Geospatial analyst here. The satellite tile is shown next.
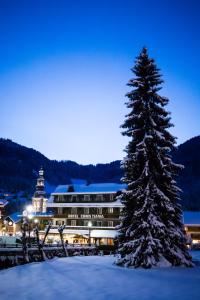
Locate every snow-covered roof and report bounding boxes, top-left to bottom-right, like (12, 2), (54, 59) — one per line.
(0, 199), (8, 207)
(183, 211), (200, 225)
(6, 212), (21, 223)
(17, 211), (54, 218)
(52, 183), (127, 194)
(47, 199), (123, 208)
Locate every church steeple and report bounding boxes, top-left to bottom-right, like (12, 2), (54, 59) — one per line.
(32, 167), (47, 213)
(34, 167), (46, 198)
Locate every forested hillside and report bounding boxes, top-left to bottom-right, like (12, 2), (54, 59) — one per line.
(0, 137), (200, 210)
(0, 138), (122, 193)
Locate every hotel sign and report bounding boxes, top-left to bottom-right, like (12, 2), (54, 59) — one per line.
(67, 214), (104, 219)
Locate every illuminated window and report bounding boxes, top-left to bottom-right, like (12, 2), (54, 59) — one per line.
(108, 221), (113, 227)
(58, 207), (63, 214)
(71, 220), (76, 226)
(83, 220), (87, 226)
(84, 207), (89, 214)
(55, 220), (65, 226)
(96, 221), (102, 227)
(108, 207), (113, 214)
(97, 208), (102, 214)
(71, 207), (77, 214)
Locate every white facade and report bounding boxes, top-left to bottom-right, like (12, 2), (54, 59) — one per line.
(44, 183), (126, 245)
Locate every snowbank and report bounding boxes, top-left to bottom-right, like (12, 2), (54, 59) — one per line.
(0, 253), (200, 300)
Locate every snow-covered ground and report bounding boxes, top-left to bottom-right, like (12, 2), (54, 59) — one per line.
(0, 252), (200, 300)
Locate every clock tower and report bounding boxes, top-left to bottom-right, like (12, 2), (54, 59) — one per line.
(32, 167), (47, 213)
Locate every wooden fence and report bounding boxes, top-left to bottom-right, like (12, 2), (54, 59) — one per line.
(0, 244), (97, 270)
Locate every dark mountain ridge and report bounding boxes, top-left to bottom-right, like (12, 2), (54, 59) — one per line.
(0, 138), (122, 192)
(172, 136), (200, 210)
(0, 136), (200, 210)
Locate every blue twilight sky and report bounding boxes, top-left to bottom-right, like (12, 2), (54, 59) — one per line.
(0, 0), (200, 164)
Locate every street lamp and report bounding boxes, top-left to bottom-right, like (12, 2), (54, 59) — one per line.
(33, 219), (39, 233)
(22, 206), (34, 247)
(26, 205), (33, 214)
(88, 221), (92, 246)
(28, 214), (33, 220)
(22, 210), (28, 218)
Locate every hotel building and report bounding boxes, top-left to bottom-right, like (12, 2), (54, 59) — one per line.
(31, 169), (200, 246)
(46, 183), (126, 245)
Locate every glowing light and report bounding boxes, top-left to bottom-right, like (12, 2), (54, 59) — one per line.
(192, 240), (200, 244)
(28, 214), (33, 220)
(8, 221), (13, 226)
(34, 219), (39, 223)
(26, 205), (33, 213)
(88, 221), (92, 227)
(23, 210), (28, 217)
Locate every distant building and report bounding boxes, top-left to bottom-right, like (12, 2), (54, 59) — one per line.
(4, 212), (21, 235)
(0, 199), (9, 233)
(183, 212), (200, 244)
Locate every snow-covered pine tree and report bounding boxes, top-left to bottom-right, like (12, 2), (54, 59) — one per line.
(116, 47), (193, 268)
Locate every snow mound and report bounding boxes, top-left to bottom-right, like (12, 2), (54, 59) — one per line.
(0, 253), (200, 300)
